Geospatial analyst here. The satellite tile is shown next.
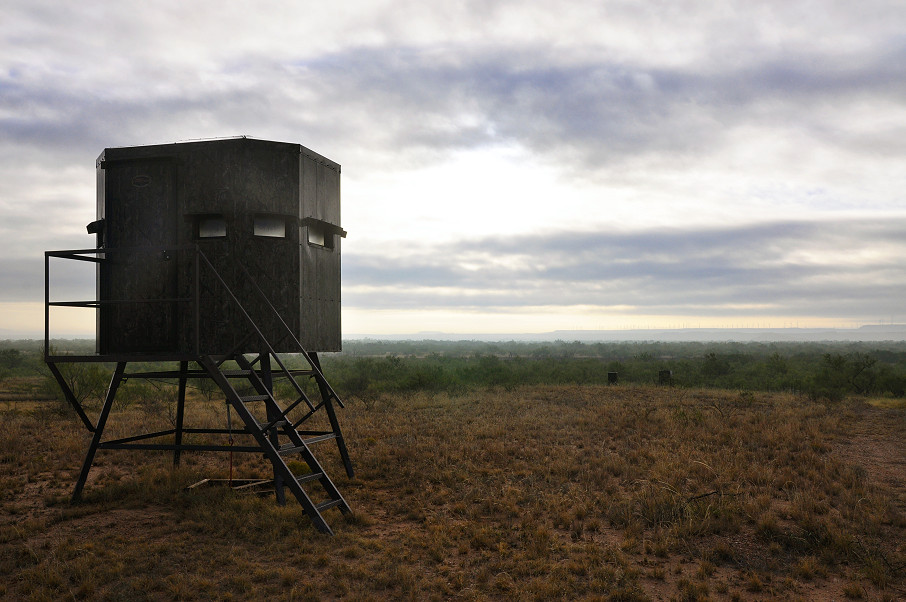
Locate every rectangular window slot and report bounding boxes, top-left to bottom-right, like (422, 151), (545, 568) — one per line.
(197, 215), (226, 239)
(307, 223), (332, 248)
(254, 215), (286, 238)
(301, 217), (344, 249)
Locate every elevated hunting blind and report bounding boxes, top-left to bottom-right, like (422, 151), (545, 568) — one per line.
(94, 137), (345, 354)
(45, 138), (354, 535)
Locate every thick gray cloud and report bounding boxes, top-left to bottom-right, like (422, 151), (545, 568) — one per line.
(7, 39), (905, 168)
(2, 1), (906, 331)
(300, 42), (906, 167)
(344, 218), (906, 320)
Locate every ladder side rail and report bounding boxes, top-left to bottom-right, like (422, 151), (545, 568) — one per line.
(310, 352), (354, 479)
(292, 407), (323, 429)
(235, 262), (346, 409)
(277, 423), (351, 514)
(212, 331), (257, 368)
(195, 250), (316, 412)
(230, 354), (350, 513)
(259, 352), (316, 412)
(232, 354), (316, 434)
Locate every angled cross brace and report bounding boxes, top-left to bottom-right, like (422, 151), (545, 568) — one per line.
(45, 361), (96, 432)
(72, 362), (127, 500)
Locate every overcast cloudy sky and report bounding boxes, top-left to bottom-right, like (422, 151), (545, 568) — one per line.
(2, 1), (905, 336)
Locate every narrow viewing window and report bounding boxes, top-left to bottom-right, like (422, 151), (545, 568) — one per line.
(254, 215), (286, 238)
(197, 215), (226, 238)
(307, 223), (333, 249)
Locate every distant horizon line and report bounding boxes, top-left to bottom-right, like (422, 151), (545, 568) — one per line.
(12, 323), (906, 344)
(343, 324), (906, 343)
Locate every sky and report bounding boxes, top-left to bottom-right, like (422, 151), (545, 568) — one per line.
(2, 0), (905, 337)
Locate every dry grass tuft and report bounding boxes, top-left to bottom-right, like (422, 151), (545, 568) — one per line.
(1, 382), (904, 599)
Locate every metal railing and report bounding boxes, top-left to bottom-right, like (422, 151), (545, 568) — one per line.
(44, 244), (302, 364)
(45, 245), (198, 361)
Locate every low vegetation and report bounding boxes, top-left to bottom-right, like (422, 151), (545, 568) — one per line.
(325, 339), (906, 402)
(2, 340), (905, 599)
(7, 338), (906, 406)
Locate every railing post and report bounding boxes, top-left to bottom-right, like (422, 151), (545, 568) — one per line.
(44, 252), (50, 358)
(194, 245), (200, 355)
(173, 360), (188, 466)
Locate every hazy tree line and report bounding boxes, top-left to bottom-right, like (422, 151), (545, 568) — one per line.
(5, 338), (906, 404)
(321, 339), (906, 401)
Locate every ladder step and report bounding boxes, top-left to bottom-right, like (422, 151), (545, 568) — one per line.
(316, 498), (344, 512)
(295, 471), (323, 484)
(262, 420), (288, 431)
(278, 443), (303, 455)
(278, 444), (304, 456)
(239, 394), (270, 402)
(287, 369), (315, 377)
(277, 434), (335, 456)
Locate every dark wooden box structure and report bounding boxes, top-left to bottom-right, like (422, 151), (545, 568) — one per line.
(44, 138), (355, 535)
(96, 137), (345, 355)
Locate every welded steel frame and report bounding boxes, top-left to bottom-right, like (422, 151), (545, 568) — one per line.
(44, 245), (353, 511)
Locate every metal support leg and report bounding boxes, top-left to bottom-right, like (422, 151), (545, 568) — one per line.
(259, 351), (285, 505)
(72, 362), (127, 501)
(310, 353), (354, 478)
(173, 361), (188, 466)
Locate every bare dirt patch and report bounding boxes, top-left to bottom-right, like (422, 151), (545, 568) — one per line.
(833, 402), (906, 513)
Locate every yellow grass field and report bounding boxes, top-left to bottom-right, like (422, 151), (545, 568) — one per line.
(1, 383), (904, 600)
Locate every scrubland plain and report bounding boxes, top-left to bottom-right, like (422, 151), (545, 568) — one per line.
(1, 381), (904, 600)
